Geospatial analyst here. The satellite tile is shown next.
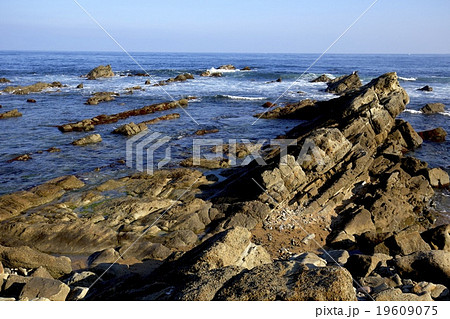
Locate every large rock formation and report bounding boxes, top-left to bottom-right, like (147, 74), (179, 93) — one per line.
(86, 65), (115, 80)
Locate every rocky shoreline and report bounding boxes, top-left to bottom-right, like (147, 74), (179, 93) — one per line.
(0, 71), (449, 301)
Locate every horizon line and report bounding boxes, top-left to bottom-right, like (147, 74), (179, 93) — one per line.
(0, 49), (449, 55)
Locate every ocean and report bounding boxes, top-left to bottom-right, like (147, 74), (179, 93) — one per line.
(0, 51), (448, 213)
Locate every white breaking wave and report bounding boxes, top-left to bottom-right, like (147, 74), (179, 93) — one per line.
(404, 109), (450, 117)
(403, 109), (422, 114)
(218, 94), (266, 101)
(208, 67), (239, 74)
(398, 76), (417, 81)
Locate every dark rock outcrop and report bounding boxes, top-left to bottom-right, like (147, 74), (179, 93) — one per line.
(418, 85), (433, 92)
(310, 74), (332, 83)
(419, 127), (447, 142)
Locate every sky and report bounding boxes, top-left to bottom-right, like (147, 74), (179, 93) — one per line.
(0, 0), (449, 54)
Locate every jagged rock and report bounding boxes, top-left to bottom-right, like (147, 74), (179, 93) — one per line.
(72, 134), (102, 146)
(255, 99), (318, 119)
(393, 251), (450, 287)
(418, 85), (433, 92)
(76, 83), (84, 89)
(19, 277), (70, 301)
(0, 109), (22, 119)
(113, 122), (147, 136)
(310, 74), (332, 83)
(26, 98), (36, 103)
(326, 72), (361, 95)
(145, 80), (151, 85)
(86, 65), (115, 80)
(386, 230), (431, 255)
(2, 274), (31, 297)
(422, 224), (450, 251)
(169, 227), (271, 274)
(32, 267), (54, 279)
(0, 245), (71, 278)
(420, 103), (445, 114)
(427, 168), (449, 188)
(173, 266), (244, 301)
(395, 119), (423, 149)
(242, 66), (251, 71)
(419, 127), (447, 142)
(85, 92), (119, 105)
(2, 82), (63, 94)
(0, 77), (10, 83)
(215, 262), (356, 301)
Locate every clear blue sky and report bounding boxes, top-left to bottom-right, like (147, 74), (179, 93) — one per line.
(1, 0), (449, 53)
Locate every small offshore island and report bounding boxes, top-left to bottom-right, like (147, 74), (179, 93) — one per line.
(0, 59), (449, 301)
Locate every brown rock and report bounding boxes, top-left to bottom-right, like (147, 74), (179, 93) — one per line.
(19, 277), (70, 301)
(422, 224), (450, 251)
(420, 103), (445, 114)
(326, 72), (361, 95)
(85, 92), (118, 105)
(86, 65), (115, 80)
(26, 99), (36, 103)
(419, 127), (447, 142)
(0, 77), (11, 83)
(72, 134), (102, 146)
(76, 83), (84, 89)
(195, 128), (219, 136)
(0, 245), (72, 278)
(310, 74), (332, 83)
(2, 82), (63, 94)
(0, 109), (22, 119)
(112, 122), (147, 136)
(427, 168), (450, 188)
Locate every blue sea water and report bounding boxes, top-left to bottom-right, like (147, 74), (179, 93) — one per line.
(0, 51), (449, 212)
